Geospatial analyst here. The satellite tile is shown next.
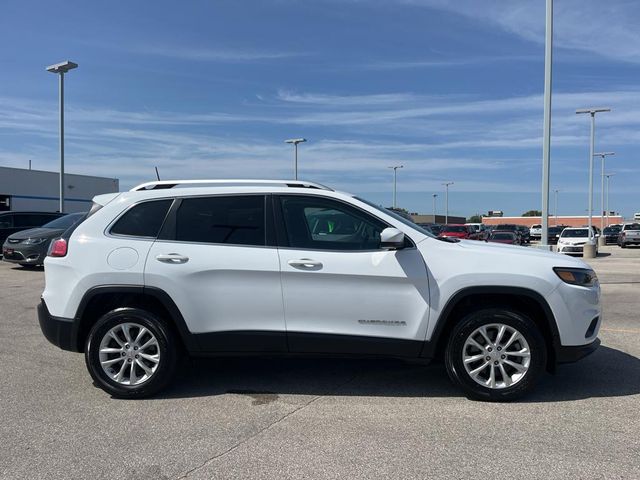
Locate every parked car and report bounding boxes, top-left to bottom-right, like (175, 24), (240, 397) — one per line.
(617, 223), (640, 248)
(557, 228), (597, 256)
(487, 231), (519, 245)
(2, 213), (86, 267)
(529, 224), (542, 240)
(602, 225), (622, 244)
(428, 224), (443, 236)
(516, 225), (531, 244)
(547, 226), (567, 245)
(0, 211), (65, 257)
(38, 179), (601, 401)
(494, 224), (523, 243)
(439, 224), (477, 240)
(466, 223), (489, 240)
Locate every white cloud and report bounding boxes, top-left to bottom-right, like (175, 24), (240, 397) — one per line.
(129, 45), (303, 62)
(398, 0), (640, 63)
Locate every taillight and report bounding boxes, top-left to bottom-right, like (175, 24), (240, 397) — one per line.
(49, 238), (68, 257)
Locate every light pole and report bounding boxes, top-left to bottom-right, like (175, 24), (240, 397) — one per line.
(284, 138), (306, 180)
(605, 173), (615, 227)
(576, 107), (610, 257)
(46, 60), (78, 213)
(594, 151), (615, 242)
(540, 0), (553, 249)
(432, 194), (438, 220)
(388, 165), (403, 208)
(554, 189), (559, 225)
(442, 182), (454, 224)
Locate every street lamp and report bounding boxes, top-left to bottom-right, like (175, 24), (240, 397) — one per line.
(594, 151), (615, 242)
(554, 189), (559, 225)
(605, 173), (615, 227)
(432, 194), (438, 219)
(576, 107), (610, 256)
(284, 138), (307, 180)
(442, 182), (454, 224)
(46, 60), (78, 213)
(388, 165), (403, 209)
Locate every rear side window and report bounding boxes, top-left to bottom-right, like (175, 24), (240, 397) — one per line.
(175, 195), (265, 246)
(0, 214), (13, 228)
(110, 199), (172, 238)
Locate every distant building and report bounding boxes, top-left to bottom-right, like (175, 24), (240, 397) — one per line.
(482, 215), (624, 228)
(0, 166), (119, 213)
(411, 214), (466, 225)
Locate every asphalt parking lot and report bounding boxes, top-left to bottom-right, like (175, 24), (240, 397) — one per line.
(1, 246), (639, 479)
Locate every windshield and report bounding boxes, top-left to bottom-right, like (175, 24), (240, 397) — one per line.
(42, 213), (86, 229)
(624, 223), (640, 231)
(604, 227), (620, 234)
(442, 225), (467, 233)
(531, 224), (541, 229)
(354, 197), (435, 238)
(491, 233), (514, 240)
(495, 225), (516, 231)
(561, 229), (589, 238)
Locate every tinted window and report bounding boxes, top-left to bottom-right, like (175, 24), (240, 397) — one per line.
(175, 196), (265, 246)
(624, 223), (640, 231)
(442, 225), (467, 233)
(13, 213), (56, 228)
(279, 196), (386, 250)
(561, 229), (589, 238)
(111, 200), (172, 238)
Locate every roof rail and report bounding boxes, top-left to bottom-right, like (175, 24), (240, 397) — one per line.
(130, 179), (334, 192)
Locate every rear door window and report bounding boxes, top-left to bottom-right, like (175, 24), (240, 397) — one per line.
(0, 214), (13, 229)
(110, 199), (173, 238)
(174, 195), (266, 246)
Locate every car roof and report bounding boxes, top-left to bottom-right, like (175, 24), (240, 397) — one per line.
(0, 211), (63, 215)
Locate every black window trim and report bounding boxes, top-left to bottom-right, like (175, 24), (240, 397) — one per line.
(106, 198), (175, 240)
(273, 193), (416, 252)
(156, 193), (272, 248)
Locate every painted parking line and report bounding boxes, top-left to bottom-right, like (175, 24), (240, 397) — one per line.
(601, 327), (640, 334)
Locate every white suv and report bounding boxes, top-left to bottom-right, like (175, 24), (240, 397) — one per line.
(38, 180), (601, 401)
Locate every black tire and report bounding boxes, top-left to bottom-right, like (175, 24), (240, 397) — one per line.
(620, 243), (626, 248)
(85, 308), (179, 398)
(445, 308), (546, 402)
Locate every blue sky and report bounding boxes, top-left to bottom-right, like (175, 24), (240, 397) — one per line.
(1, 0), (640, 218)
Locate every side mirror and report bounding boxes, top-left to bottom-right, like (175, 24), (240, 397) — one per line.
(380, 227), (405, 250)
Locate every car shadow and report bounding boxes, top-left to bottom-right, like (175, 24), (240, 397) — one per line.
(9, 265), (44, 272)
(595, 252), (611, 258)
(154, 345), (640, 403)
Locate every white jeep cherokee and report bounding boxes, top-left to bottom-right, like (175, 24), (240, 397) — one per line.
(38, 180), (601, 401)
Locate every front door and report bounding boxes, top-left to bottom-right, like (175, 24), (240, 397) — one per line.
(275, 195), (430, 357)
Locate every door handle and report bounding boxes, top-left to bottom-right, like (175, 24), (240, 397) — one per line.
(287, 258), (323, 269)
(156, 253), (189, 264)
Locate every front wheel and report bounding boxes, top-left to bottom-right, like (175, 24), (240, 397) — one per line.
(85, 308), (179, 398)
(445, 308), (546, 401)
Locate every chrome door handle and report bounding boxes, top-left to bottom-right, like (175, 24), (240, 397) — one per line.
(287, 258), (323, 269)
(156, 253), (189, 264)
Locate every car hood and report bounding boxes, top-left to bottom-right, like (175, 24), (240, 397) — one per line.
(446, 238), (587, 265)
(6, 227), (64, 241)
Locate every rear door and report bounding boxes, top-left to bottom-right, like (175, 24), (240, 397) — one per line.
(275, 194), (430, 356)
(144, 194), (286, 352)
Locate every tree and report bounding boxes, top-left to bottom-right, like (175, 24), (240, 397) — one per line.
(522, 210), (542, 217)
(467, 215), (483, 223)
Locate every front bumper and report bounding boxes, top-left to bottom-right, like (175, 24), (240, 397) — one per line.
(2, 244), (46, 264)
(37, 299), (79, 352)
(557, 244), (585, 254)
(556, 338), (600, 363)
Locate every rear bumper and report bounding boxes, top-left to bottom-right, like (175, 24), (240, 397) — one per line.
(556, 338), (600, 363)
(37, 299), (79, 352)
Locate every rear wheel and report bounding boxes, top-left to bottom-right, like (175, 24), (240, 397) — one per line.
(445, 308), (546, 401)
(85, 308), (178, 398)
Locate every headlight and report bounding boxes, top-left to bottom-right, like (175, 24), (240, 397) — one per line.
(554, 267), (598, 287)
(23, 238), (47, 245)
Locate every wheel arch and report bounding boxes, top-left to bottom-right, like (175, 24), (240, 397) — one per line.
(423, 286), (560, 371)
(73, 285), (198, 353)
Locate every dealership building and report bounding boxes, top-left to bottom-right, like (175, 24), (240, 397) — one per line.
(0, 166), (119, 213)
(482, 215), (624, 228)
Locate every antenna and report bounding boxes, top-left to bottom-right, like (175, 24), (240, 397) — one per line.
(155, 167), (161, 181)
